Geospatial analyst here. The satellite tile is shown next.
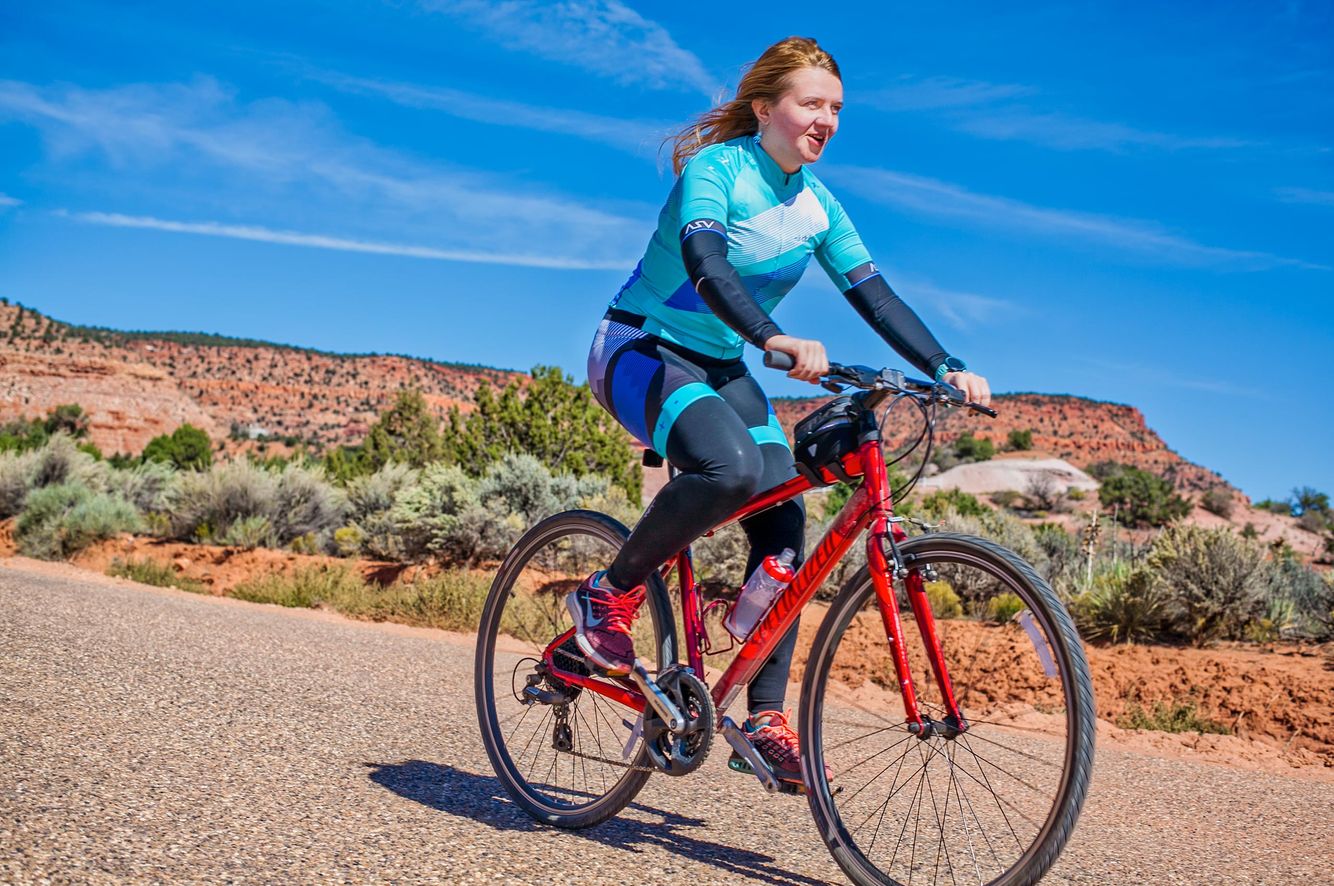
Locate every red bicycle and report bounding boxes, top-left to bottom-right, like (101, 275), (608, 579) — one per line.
(475, 357), (1095, 886)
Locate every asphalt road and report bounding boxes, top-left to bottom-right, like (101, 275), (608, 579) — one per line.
(2, 560), (1331, 885)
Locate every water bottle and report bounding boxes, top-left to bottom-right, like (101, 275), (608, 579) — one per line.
(724, 548), (797, 640)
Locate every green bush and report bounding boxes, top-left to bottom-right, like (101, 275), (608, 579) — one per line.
(16, 483), (141, 559)
(0, 449), (40, 517)
(1147, 523), (1268, 646)
(920, 488), (989, 519)
(986, 592), (1025, 623)
(220, 515), (275, 548)
(1006, 429), (1034, 451)
(361, 388), (444, 470)
(1263, 556), (1334, 640)
(388, 463), (505, 564)
(104, 459), (178, 514)
(1072, 562), (1165, 644)
(1097, 465), (1191, 527)
(169, 460), (279, 542)
(953, 432), (994, 462)
(924, 581), (963, 618)
(142, 423), (213, 471)
(1253, 498), (1292, 515)
(989, 489), (1022, 510)
(1116, 700), (1230, 734)
(1200, 487), (1233, 518)
(107, 557), (204, 593)
(271, 464), (347, 548)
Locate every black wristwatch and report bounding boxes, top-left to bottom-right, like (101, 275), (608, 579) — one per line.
(934, 356), (967, 382)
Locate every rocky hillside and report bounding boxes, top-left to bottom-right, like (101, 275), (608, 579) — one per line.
(0, 301), (518, 456)
(1, 300), (1227, 495)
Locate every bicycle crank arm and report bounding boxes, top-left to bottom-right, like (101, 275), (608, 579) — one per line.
(721, 717), (780, 793)
(630, 661), (684, 732)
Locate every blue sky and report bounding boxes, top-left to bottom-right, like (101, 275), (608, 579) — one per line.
(0, 1), (1330, 501)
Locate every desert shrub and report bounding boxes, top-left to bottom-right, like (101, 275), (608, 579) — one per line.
(1098, 465), (1191, 527)
(1297, 510), (1330, 534)
(1024, 471), (1063, 511)
(0, 449), (40, 516)
(32, 434), (110, 492)
(1147, 523), (1268, 645)
(220, 515), (276, 549)
(1116, 700), (1229, 734)
(569, 473), (642, 529)
(232, 564), (366, 608)
(1200, 487), (1233, 518)
(985, 592), (1024, 623)
(360, 388), (443, 470)
(952, 432), (994, 462)
(389, 463), (506, 564)
(920, 488), (989, 519)
(1006, 429), (1033, 451)
(107, 557), (204, 593)
(16, 483), (141, 559)
(1072, 562), (1165, 644)
(271, 464), (347, 548)
(1253, 498), (1292, 515)
(1292, 486), (1330, 517)
(692, 522), (753, 596)
(167, 460), (278, 542)
(1032, 523), (1081, 598)
(1067, 487), (1086, 502)
(104, 459), (178, 514)
(925, 581), (962, 618)
(989, 489), (1022, 510)
(142, 423), (213, 471)
(1263, 557), (1334, 640)
(342, 570), (493, 632)
(478, 452), (566, 526)
(343, 462), (419, 559)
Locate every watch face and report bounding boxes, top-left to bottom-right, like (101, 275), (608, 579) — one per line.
(945, 357), (966, 373)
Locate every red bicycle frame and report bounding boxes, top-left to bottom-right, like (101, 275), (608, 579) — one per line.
(541, 438), (964, 731)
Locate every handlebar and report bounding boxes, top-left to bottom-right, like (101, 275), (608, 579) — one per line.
(762, 351), (998, 418)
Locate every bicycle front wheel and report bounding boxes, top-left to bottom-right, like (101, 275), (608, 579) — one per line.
(474, 509), (677, 829)
(800, 532), (1095, 886)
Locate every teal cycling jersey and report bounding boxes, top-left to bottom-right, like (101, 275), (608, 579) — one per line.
(610, 134), (872, 360)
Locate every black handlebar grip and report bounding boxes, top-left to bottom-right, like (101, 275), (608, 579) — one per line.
(763, 351), (796, 371)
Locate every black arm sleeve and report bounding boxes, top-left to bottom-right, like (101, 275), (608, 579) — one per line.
(841, 262), (950, 378)
(680, 220), (782, 349)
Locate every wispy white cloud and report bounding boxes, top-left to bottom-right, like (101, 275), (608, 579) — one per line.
(0, 193), (21, 207)
(1081, 357), (1262, 398)
(0, 77), (652, 267)
(954, 109), (1255, 152)
(1276, 186), (1334, 206)
(303, 67), (671, 155)
(63, 211), (630, 270)
(891, 276), (1018, 330)
(418, 0), (717, 95)
(822, 164), (1328, 271)
(863, 76), (1035, 112)
(866, 74), (1252, 153)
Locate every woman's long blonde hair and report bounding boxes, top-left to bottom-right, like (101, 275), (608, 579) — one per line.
(665, 36), (841, 175)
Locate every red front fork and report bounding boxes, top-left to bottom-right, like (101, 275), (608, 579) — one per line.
(861, 443), (965, 731)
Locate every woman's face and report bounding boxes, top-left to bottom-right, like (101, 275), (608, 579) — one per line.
(754, 65), (843, 172)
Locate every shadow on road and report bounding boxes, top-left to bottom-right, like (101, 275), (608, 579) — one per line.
(366, 760), (830, 886)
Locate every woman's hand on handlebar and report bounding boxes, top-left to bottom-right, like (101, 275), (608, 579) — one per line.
(943, 370), (991, 407)
(764, 334), (828, 383)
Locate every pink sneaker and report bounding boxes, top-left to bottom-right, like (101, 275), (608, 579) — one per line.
(565, 571), (646, 676)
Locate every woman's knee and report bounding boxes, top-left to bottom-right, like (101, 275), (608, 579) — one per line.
(711, 442), (765, 505)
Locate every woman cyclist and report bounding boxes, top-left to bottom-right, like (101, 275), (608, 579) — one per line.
(568, 36), (991, 788)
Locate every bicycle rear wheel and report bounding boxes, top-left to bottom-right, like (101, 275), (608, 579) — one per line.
(800, 532), (1095, 886)
(474, 509), (677, 829)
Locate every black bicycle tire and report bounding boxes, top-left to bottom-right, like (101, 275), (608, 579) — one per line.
(474, 509), (679, 829)
(799, 532), (1096, 886)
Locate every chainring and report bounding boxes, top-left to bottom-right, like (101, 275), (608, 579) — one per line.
(641, 667), (715, 776)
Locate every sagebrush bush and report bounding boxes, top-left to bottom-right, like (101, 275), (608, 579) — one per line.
(17, 482), (140, 559)
(168, 460), (278, 542)
(1263, 556), (1334, 640)
(925, 581), (963, 618)
(344, 462), (419, 559)
(1148, 523), (1268, 645)
(986, 591), (1025, 623)
(389, 463), (507, 563)
(31, 434), (110, 492)
(1200, 487), (1234, 518)
(220, 514), (276, 548)
(104, 459), (178, 514)
(271, 464), (347, 548)
(0, 449), (39, 516)
(1073, 562), (1165, 644)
